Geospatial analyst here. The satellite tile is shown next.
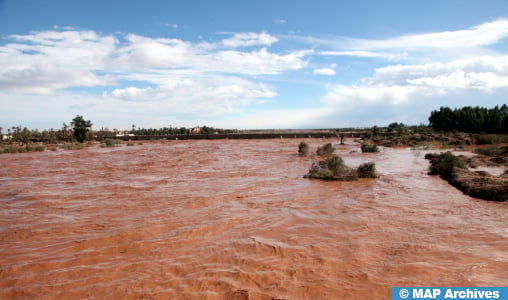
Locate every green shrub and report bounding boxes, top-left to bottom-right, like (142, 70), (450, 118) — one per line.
(298, 141), (309, 156)
(357, 162), (377, 178)
(361, 143), (379, 152)
(308, 154), (357, 180)
(316, 143), (335, 157)
(426, 151), (466, 179)
(308, 165), (335, 180)
(307, 154), (377, 181)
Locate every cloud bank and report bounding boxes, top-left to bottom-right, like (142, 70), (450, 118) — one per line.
(297, 19), (508, 127)
(0, 29), (309, 127)
(1, 19), (508, 129)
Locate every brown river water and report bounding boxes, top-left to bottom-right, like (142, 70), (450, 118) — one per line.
(0, 139), (507, 299)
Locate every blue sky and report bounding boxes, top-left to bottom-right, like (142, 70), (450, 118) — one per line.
(1, 0), (508, 130)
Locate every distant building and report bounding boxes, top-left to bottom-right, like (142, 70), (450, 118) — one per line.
(115, 132), (135, 137)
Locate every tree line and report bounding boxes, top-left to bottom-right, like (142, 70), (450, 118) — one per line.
(2, 105), (507, 145)
(428, 104), (508, 133)
(0, 115), (91, 144)
(129, 125), (236, 136)
(0, 115), (236, 144)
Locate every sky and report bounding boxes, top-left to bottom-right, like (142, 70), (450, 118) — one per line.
(1, 0), (508, 130)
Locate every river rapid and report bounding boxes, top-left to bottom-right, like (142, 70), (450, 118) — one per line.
(0, 139), (507, 299)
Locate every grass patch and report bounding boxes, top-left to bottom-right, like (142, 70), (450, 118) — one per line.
(474, 145), (508, 157)
(0, 144), (45, 153)
(475, 134), (508, 145)
(59, 143), (87, 150)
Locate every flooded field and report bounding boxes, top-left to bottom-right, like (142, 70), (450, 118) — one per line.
(0, 139), (507, 299)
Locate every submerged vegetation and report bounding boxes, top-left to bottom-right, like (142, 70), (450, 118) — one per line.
(58, 143), (89, 151)
(101, 139), (121, 148)
(356, 162), (377, 179)
(298, 141), (309, 156)
(304, 143), (377, 181)
(316, 143), (335, 157)
(308, 155), (355, 180)
(361, 143), (379, 153)
(307, 154), (377, 181)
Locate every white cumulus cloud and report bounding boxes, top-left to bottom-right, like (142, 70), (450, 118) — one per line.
(112, 33), (306, 75)
(371, 55), (508, 92)
(104, 74), (277, 116)
(0, 29), (117, 94)
(0, 28), (308, 97)
(0, 27), (311, 128)
(317, 54), (508, 127)
(114, 34), (197, 68)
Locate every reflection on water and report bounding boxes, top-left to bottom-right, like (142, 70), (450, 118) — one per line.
(0, 139), (507, 299)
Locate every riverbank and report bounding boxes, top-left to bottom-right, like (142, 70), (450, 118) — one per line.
(449, 167), (508, 202)
(425, 147), (508, 202)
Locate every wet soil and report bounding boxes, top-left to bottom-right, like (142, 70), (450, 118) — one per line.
(1, 139), (507, 299)
(448, 167), (508, 202)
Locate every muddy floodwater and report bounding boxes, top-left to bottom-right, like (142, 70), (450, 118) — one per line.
(1, 139), (507, 299)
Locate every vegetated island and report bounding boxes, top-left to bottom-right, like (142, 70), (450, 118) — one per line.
(300, 142), (377, 181)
